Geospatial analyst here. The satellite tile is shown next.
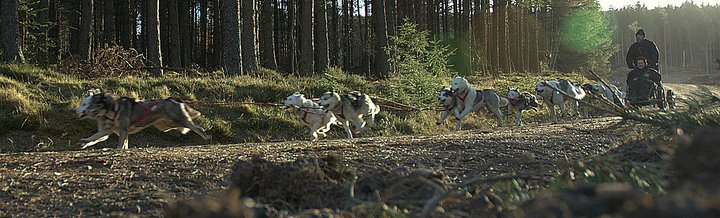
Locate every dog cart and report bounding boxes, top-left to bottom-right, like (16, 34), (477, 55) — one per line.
(625, 71), (675, 110)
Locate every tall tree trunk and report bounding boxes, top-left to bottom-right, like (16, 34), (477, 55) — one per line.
(259, 0), (277, 69)
(94, 1), (103, 51)
(146, 0), (163, 76)
(68, 1), (80, 57)
(104, 0), (115, 45)
(452, 0), (458, 36)
(179, 0), (192, 66)
(342, 0), (351, 70)
(36, 0), (49, 63)
(274, 0), (284, 69)
(499, 0), (508, 73)
(135, 0), (144, 51)
(166, 0), (182, 68)
(199, 0), (208, 67)
(462, 0), (470, 32)
(241, 0), (258, 73)
(79, 0), (93, 61)
(117, 0), (131, 48)
(372, 0), (389, 78)
(288, 0), (297, 74)
(160, 0), (170, 66)
(299, 0), (314, 75)
(223, 0), (242, 75)
(329, 0), (340, 65)
(387, 0), (396, 74)
(48, 0), (59, 63)
(314, 0), (329, 73)
(363, 0), (370, 74)
(1, 0), (24, 63)
(489, 0), (498, 72)
(211, 0), (223, 68)
(442, 0), (448, 38)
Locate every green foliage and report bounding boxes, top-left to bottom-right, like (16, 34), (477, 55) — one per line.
(386, 19), (454, 78)
(555, 3), (618, 74)
(17, 0), (54, 64)
(382, 19), (455, 110)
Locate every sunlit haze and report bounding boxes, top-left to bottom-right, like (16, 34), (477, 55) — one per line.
(599, 0), (720, 10)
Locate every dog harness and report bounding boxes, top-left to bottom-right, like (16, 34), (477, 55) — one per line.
(297, 107), (322, 124)
(131, 100), (161, 126)
(456, 90), (469, 103)
(441, 103), (456, 112)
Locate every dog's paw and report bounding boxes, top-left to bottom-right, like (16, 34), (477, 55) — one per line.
(436, 122), (442, 126)
(77, 142), (93, 149)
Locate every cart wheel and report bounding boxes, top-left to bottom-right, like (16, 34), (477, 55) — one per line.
(656, 86), (667, 110)
(666, 90), (676, 110)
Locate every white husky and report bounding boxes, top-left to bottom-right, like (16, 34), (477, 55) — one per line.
(441, 77), (508, 129)
(319, 91), (380, 139)
(580, 83), (626, 117)
(535, 80), (587, 122)
(283, 93), (337, 142)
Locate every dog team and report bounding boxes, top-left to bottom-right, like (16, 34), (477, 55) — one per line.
(73, 76), (625, 149)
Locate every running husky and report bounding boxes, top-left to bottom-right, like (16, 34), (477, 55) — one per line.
(283, 93), (337, 142)
(535, 80), (587, 122)
(439, 76), (508, 129)
(74, 89), (211, 149)
(319, 91), (380, 139)
(506, 88), (542, 127)
(580, 83), (626, 117)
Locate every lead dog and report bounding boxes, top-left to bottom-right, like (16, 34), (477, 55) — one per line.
(283, 93), (337, 142)
(74, 89), (211, 149)
(535, 80), (587, 122)
(319, 91), (380, 139)
(506, 88), (542, 127)
(441, 77), (508, 129)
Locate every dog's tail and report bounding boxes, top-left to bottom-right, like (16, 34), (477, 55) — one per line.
(499, 97), (509, 107)
(525, 93), (543, 108)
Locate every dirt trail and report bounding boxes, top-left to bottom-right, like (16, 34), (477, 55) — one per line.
(1, 117), (632, 217)
(665, 83), (720, 97)
(1, 83), (715, 217)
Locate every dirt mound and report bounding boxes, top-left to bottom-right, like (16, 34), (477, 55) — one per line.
(228, 153), (353, 211)
(516, 128), (720, 217)
(165, 189), (260, 218)
(167, 154), (506, 217)
(163, 126), (720, 217)
(517, 183), (645, 217)
(672, 128), (720, 186)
